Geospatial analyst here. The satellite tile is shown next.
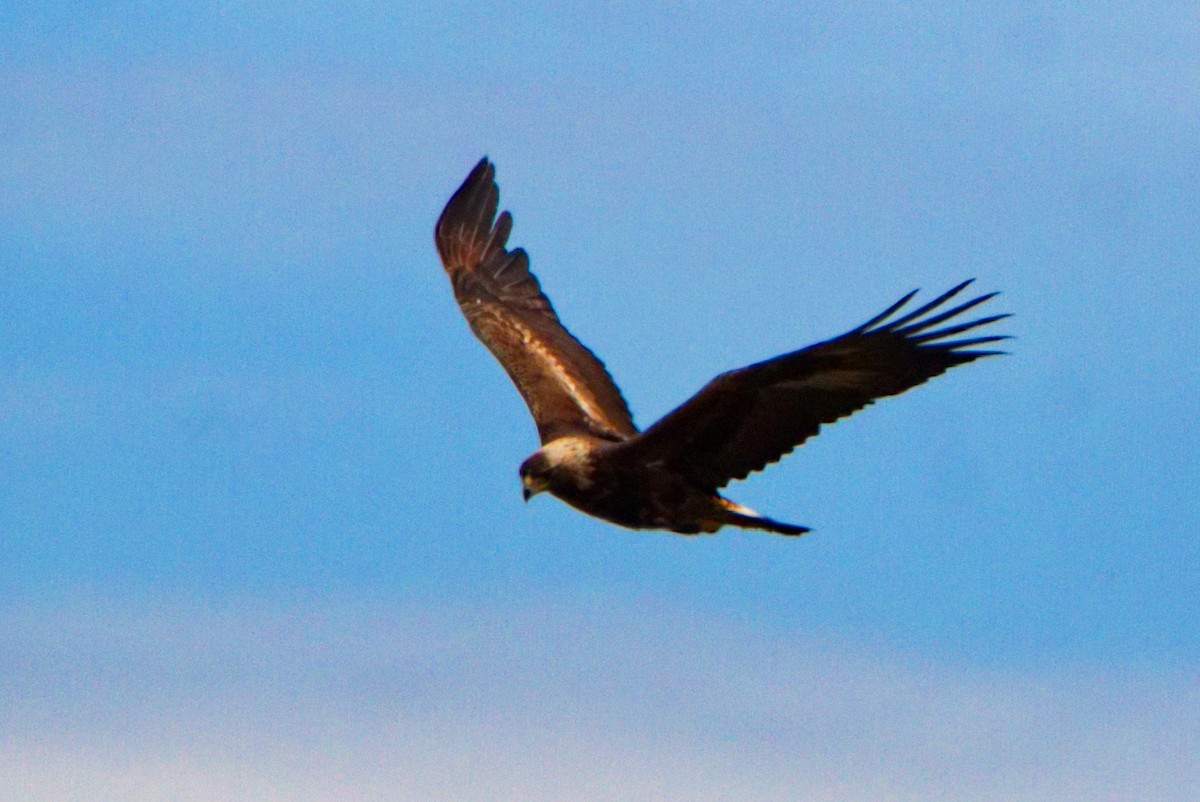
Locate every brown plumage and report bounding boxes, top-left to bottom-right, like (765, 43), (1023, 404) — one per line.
(435, 158), (1009, 536)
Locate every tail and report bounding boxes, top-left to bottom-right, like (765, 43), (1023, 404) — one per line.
(718, 498), (811, 537)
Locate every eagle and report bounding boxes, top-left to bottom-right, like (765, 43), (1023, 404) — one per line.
(435, 158), (1008, 536)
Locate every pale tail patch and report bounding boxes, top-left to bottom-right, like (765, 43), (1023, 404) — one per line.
(717, 497), (762, 517)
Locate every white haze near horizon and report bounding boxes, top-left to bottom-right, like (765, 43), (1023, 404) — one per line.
(2, 598), (1196, 802)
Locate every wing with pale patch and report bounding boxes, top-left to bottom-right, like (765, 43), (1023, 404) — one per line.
(618, 281), (1009, 489)
(435, 158), (637, 443)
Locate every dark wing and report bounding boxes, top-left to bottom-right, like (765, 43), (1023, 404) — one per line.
(435, 158), (637, 443)
(616, 281), (1009, 489)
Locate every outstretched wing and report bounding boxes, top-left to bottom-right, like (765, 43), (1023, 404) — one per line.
(435, 158), (637, 444)
(617, 281), (1009, 489)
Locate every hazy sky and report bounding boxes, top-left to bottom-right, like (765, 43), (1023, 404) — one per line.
(2, 2), (1197, 799)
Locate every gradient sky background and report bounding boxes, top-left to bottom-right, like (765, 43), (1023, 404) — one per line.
(2, 2), (1198, 800)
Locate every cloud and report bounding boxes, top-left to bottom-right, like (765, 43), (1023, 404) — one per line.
(2, 595), (1195, 801)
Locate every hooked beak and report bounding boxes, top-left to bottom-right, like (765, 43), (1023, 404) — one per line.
(521, 475), (547, 502)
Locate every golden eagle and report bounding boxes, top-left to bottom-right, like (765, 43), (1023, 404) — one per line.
(435, 158), (1008, 535)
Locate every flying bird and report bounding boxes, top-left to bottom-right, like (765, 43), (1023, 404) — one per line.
(435, 158), (1008, 536)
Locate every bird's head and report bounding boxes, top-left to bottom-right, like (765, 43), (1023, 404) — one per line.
(519, 452), (552, 501)
(519, 437), (595, 501)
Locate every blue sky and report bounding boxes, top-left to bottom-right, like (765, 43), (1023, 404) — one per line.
(2, 2), (1198, 798)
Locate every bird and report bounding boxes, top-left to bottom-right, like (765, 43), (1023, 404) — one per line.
(434, 158), (1008, 536)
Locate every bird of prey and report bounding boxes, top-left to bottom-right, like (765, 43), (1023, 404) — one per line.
(435, 158), (1008, 536)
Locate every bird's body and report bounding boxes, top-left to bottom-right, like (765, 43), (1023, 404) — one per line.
(518, 435), (806, 535)
(435, 158), (1008, 536)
